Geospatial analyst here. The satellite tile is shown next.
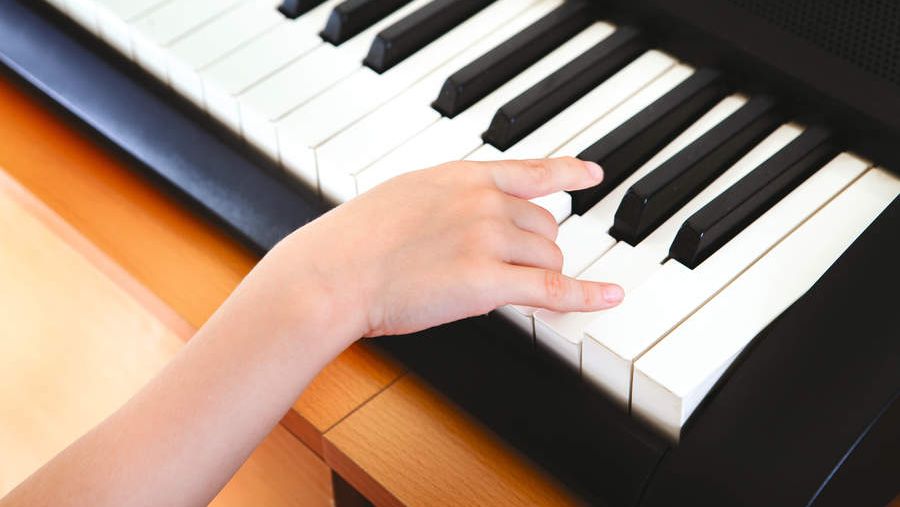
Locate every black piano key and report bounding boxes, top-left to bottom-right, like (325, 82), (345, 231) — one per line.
(482, 25), (646, 150)
(567, 68), (730, 215)
(611, 95), (782, 245)
(320, 0), (412, 46)
(431, 0), (594, 118)
(278, 0), (327, 19)
(364, 0), (494, 74)
(669, 126), (837, 268)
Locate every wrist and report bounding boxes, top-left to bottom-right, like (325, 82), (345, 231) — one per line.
(263, 228), (371, 353)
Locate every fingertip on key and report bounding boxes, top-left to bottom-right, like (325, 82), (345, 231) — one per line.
(603, 284), (624, 304)
(583, 160), (604, 180)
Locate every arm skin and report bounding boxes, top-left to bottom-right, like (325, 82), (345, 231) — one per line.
(1, 158), (624, 507)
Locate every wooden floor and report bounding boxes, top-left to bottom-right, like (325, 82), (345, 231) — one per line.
(0, 168), (332, 505)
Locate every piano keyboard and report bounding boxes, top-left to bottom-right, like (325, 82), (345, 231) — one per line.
(49, 0), (899, 441)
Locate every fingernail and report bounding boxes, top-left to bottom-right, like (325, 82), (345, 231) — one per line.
(603, 285), (624, 304)
(583, 160), (603, 180)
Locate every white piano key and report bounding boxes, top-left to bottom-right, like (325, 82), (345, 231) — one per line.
(351, 20), (613, 196)
(631, 167), (899, 442)
(551, 64), (692, 160)
(239, 0), (434, 159)
(64, 0), (100, 33)
(582, 261), (696, 408)
(90, 0), (171, 56)
(95, 8), (134, 56)
(317, 88), (442, 202)
(200, 0), (339, 132)
(466, 143), (507, 162)
(534, 242), (661, 367)
(469, 50), (677, 163)
(532, 192), (573, 224)
(44, 0), (70, 12)
(277, 0), (545, 187)
(238, 47), (357, 156)
(315, 0), (562, 202)
(167, 0), (283, 105)
(581, 151), (870, 408)
(495, 304), (539, 336)
(130, 0), (244, 82)
(556, 214), (617, 277)
(354, 117), (467, 193)
(96, 0), (169, 19)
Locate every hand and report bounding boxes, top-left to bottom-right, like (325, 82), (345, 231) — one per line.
(267, 157), (624, 340)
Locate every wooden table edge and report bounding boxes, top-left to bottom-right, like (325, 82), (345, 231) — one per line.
(0, 167), (194, 341)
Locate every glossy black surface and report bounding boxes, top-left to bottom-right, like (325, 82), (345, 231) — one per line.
(569, 68), (730, 215)
(431, 0), (593, 118)
(670, 125), (836, 268)
(611, 95), (781, 245)
(320, 0), (412, 45)
(811, 393), (899, 507)
(363, 0), (493, 73)
(483, 25), (646, 151)
(641, 196), (900, 507)
(279, 0), (327, 19)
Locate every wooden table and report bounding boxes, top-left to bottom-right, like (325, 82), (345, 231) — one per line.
(0, 70), (579, 505)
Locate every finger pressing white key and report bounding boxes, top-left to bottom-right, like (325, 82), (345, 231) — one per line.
(489, 157), (605, 199)
(499, 265), (624, 312)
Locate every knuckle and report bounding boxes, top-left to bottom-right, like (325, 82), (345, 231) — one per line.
(580, 282), (596, 308)
(521, 158), (544, 169)
(543, 270), (568, 302)
(546, 242), (564, 271)
(523, 160), (552, 186)
(538, 206), (559, 236)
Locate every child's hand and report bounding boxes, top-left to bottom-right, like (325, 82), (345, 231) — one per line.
(269, 157), (624, 339)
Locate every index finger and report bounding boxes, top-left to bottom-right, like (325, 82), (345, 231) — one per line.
(487, 157), (604, 199)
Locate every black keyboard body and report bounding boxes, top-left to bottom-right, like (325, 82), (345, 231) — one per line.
(0, 1), (896, 505)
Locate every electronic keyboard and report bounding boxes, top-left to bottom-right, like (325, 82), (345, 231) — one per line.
(1, 0), (897, 504)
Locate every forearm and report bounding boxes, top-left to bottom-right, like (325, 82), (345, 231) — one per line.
(2, 234), (362, 506)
